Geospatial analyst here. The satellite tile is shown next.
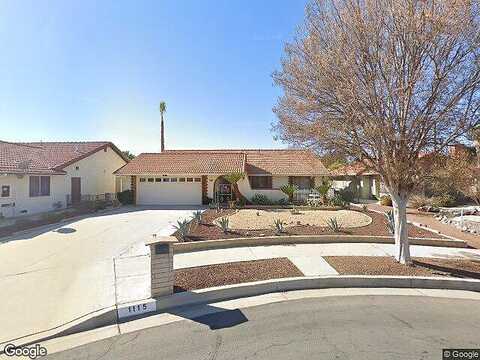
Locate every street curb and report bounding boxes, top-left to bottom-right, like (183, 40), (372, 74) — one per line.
(0, 306), (117, 352)
(7, 275), (480, 349)
(118, 275), (480, 321)
(174, 234), (467, 253)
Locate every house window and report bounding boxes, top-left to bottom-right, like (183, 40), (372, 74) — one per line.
(179, 178), (186, 182)
(140, 178), (146, 182)
(162, 178), (170, 182)
(170, 178), (178, 182)
(291, 176), (312, 190)
(194, 178), (201, 182)
(147, 178), (154, 182)
(186, 178), (193, 182)
(155, 178), (161, 182)
(1, 185), (10, 198)
(29, 176), (50, 197)
(249, 176), (272, 189)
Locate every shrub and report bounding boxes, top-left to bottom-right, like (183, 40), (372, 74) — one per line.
(42, 212), (65, 224)
(218, 217), (230, 233)
(338, 189), (354, 203)
(408, 194), (430, 208)
(431, 194), (456, 208)
(276, 198), (289, 206)
(379, 195), (392, 206)
(326, 217), (342, 232)
(236, 198), (247, 207)
(385, 210), (395, 234)
(173, 219), (190, 240)
(330, 194), (348, 208)
(362, 204), (368, 212)
(251, 193), (271, 205)
(273, 218), (286, 235)
(117, 190), (134, 205)
(94, 200), (107, 211)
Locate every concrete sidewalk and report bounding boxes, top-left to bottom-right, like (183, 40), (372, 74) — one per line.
(364, 202), (480, 248)
(174, 242), (480, 275)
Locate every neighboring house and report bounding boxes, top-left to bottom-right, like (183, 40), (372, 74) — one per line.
(114, 149), (330, 206)
(330, 161), (382, 200)
(0, 141), (129, 218)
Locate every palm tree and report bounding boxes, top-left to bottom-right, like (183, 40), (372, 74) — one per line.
(159, 101), (167, 152)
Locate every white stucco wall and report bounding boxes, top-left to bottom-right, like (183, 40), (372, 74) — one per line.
(0, 174), (67, 218)
(63, 146), (127, 196)
(0, 146), (127, 218)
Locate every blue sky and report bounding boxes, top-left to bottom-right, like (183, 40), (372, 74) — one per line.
(0, 0), (307, 154)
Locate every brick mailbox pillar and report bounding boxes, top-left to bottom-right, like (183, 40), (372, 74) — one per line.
(146, 235), (177, 298)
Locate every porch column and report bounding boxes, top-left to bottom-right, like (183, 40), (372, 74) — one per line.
(131, 175), (137, 205)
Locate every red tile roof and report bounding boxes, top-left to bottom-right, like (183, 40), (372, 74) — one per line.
(115, 149), (329, 176)
(0, 141), (127, 175)
(330, 161), (378, 176)
(115, 152), (246, 175)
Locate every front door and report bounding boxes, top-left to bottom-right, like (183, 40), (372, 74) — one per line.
(71, 177), (81, 204)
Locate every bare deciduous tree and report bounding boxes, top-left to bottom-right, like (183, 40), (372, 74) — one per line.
(273, 0), (480, 264)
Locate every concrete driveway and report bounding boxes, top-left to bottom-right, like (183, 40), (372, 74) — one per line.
(0, 206), (197, 345)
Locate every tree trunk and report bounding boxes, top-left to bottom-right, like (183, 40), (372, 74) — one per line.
(390, 191), (412, 265)
(160, 113), (165, 152)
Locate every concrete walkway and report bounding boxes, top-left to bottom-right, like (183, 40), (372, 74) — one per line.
(363, 203), (480, 248)
(174, 243), (480, 276)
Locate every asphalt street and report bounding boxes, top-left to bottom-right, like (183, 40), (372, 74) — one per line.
(45, 295), (480, 360)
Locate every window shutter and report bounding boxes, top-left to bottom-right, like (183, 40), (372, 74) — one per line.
(30, 176), (39, 197)
(41, 176), (51, 196)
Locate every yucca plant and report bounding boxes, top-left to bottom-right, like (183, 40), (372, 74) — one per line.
(280, 183), (298, 203)
(385, 210), (395, 234)
(218, 217), (230, 234)
(326, 217), (342, 232)
(273, 218), (286, 235)
(173, 219), (190, 240)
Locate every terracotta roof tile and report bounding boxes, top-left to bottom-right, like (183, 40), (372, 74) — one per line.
(330, 161), (378, 176)
(115, 152), (246, 175)
(0, 141), (126, 175)
(115, 149), (329, 176)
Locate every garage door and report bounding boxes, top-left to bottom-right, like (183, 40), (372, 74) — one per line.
(137, 176), (202, 205)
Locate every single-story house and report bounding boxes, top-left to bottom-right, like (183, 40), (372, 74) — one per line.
(0, 141), (129, 218)
(114, 149), (330, 205)
(330, 161), (381, 200)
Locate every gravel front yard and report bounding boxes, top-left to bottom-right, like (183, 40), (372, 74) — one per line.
(219, 209), (372, 230)
(324, 256), (480, 279)
(174, 258), (304, 292)
(177, 208), (445, 241)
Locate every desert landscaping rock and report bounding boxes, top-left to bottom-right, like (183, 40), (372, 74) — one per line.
(174, 258), (304, 292)
(218, 209), (372, 230)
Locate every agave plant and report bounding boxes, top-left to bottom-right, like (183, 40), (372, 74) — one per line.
(385, 210), (395, 234)
(273, 218), (286, 235)
(191, 210), (203, 224)
(218, 217), (230, 234)
(326, 217), (342, 232)
(173, 219), (190, 240)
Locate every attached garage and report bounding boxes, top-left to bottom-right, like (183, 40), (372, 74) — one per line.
(137, 176), (202, 205)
